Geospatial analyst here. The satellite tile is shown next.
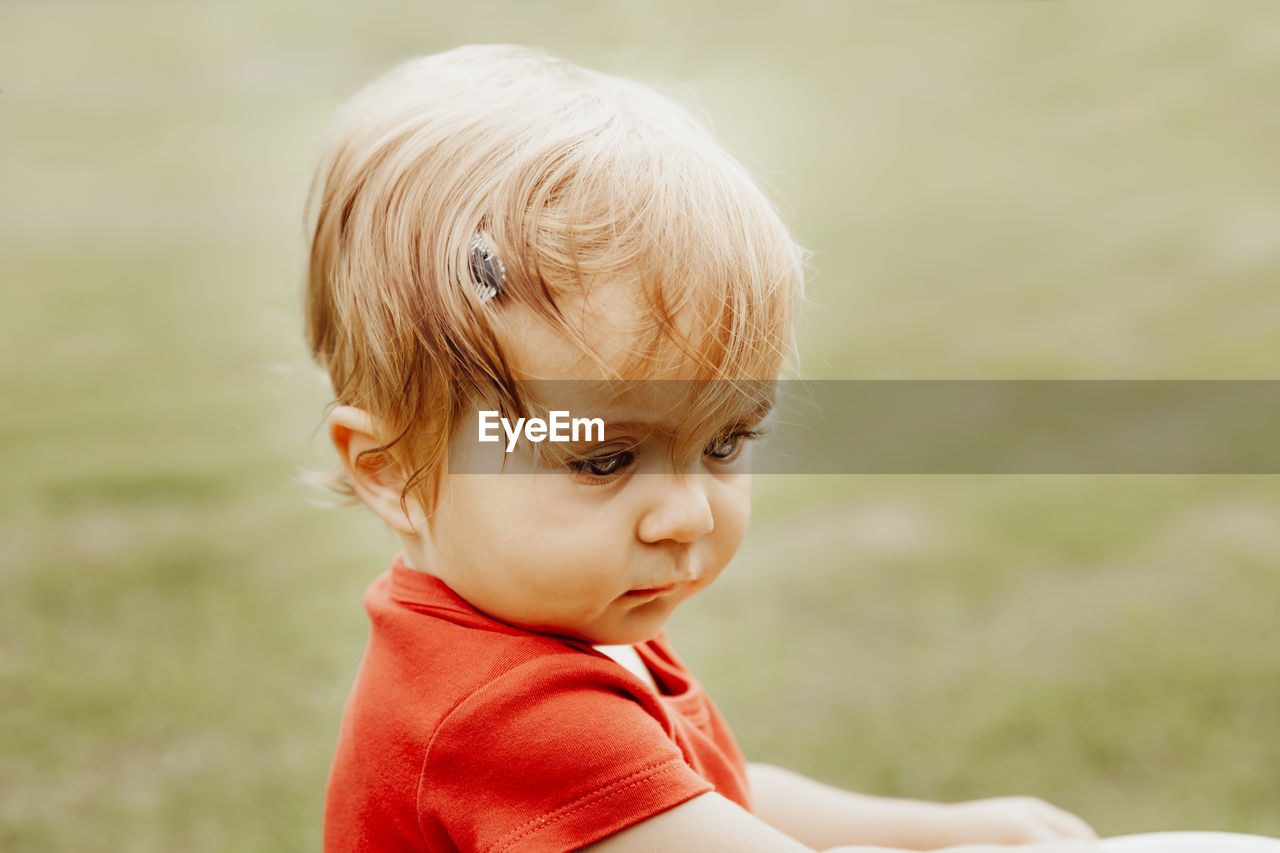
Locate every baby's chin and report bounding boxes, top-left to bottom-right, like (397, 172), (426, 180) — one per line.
(517, 598), (679, 647)
(589, 598), (683, 646)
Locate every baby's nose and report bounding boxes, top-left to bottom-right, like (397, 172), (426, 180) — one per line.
(636, 475), (715, 545)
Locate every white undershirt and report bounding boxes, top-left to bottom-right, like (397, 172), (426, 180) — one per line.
(594, 644), (658, 692)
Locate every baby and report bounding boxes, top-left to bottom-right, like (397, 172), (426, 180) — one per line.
(304, 44), (1101, 852)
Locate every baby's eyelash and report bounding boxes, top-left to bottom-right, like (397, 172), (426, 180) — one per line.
(564, 428), (766, 484)
(704, 429), (763, 461)
(566, 449), (637, 484)
(716, 427), (766, 444)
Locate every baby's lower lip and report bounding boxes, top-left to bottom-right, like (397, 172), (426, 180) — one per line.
(626, 584), (679, 597)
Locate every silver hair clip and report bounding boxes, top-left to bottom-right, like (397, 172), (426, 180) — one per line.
(469, 233), (506, 305)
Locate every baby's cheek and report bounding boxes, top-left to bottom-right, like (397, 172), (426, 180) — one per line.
(714, 481), (753, 560)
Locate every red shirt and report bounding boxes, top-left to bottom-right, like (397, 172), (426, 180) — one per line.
(323, 555), (752, 852)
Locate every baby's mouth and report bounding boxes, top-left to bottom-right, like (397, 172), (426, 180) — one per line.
(624, 583), (680, 597)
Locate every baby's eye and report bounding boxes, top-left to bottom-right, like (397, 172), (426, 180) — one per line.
(704, 431), (759, 462)
(567, 450), (636, 481)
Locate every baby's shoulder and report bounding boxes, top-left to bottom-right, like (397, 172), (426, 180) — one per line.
(349, 567), (678, 762)
(358, 600), (656, 737)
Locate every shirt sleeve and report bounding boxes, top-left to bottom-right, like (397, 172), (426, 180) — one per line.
(417, 652), (715, 853)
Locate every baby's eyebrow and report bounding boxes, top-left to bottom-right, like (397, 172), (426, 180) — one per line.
(704, 393), (776, 431)
(736, 394), (777, 426)
(593, 419), (666, 436)
(592, 398), (776, 441)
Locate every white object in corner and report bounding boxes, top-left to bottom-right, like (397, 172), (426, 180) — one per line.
(1102, 832), (1280, 853)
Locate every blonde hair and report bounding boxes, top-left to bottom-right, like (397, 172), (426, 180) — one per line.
(305, 44), (805, 508)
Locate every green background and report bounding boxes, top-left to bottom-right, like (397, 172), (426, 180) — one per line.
(3, 1), (1278, 849)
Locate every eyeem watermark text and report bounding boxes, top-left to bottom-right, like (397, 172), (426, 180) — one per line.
(478, 410), (605, 453)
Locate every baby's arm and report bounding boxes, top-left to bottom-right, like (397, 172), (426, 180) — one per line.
(747, 762), (1097, 850)
(580, 790), (1102, 853)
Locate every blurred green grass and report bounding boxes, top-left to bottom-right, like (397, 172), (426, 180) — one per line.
(3, 1), (1279, 849)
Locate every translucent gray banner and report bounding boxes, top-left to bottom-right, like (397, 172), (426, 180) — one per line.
(448, 381), (1280, 474)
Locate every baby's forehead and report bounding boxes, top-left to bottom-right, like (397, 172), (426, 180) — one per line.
(489, 275), (779, 432)
(504, 376), (776, 442)
(497, 282), (702, 381)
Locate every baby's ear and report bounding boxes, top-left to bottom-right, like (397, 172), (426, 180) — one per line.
(327, 406), (422, 535)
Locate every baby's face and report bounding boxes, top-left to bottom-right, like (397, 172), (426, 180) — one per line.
(399, 300), (764, 646)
